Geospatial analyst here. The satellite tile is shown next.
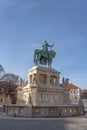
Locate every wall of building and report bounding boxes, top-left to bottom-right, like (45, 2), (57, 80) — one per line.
(6, 105), (84, 117)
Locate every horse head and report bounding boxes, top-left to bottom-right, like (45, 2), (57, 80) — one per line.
(49, 50), (56, 58)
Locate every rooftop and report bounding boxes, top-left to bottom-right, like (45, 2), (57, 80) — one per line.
(67, 84), (79, 89)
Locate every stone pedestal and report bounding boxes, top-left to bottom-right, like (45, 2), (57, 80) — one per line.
(27, 66), (70, 106)
(7, 66), (84, 117)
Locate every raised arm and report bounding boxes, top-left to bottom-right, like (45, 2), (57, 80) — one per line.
(48, 43), (54, 48)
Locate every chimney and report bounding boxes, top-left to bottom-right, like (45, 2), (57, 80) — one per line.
(65, 78), (69, 85)
(62, 77), (65, 84)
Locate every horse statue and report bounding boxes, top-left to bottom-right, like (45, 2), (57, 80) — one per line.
(34, 40), (56, 68)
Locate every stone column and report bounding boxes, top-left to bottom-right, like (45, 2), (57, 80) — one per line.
(47, 74), (50, 86)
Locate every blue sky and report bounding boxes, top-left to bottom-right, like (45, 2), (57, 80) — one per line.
(0, 0), (87, 89)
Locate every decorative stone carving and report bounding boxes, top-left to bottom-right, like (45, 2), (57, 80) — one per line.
(32, 73), (37, 84)
(19, 78), (24, 87)
(50, 75), (57, 86)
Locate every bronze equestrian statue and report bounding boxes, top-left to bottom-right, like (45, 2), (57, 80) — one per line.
(34, 40), (56, 68)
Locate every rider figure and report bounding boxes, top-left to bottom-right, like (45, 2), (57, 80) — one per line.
(42, 40), (53, 55)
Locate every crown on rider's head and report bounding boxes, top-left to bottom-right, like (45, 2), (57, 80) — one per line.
(44, 40), (47, 43)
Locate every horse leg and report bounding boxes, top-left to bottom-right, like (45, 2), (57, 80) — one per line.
(48, 60), (50, 68)
(34, 52), (38, 65)
(49, 62), (51, 68)
(36, 53), (39, 65)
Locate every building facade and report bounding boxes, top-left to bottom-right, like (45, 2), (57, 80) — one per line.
(67, 84), (80, 105)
